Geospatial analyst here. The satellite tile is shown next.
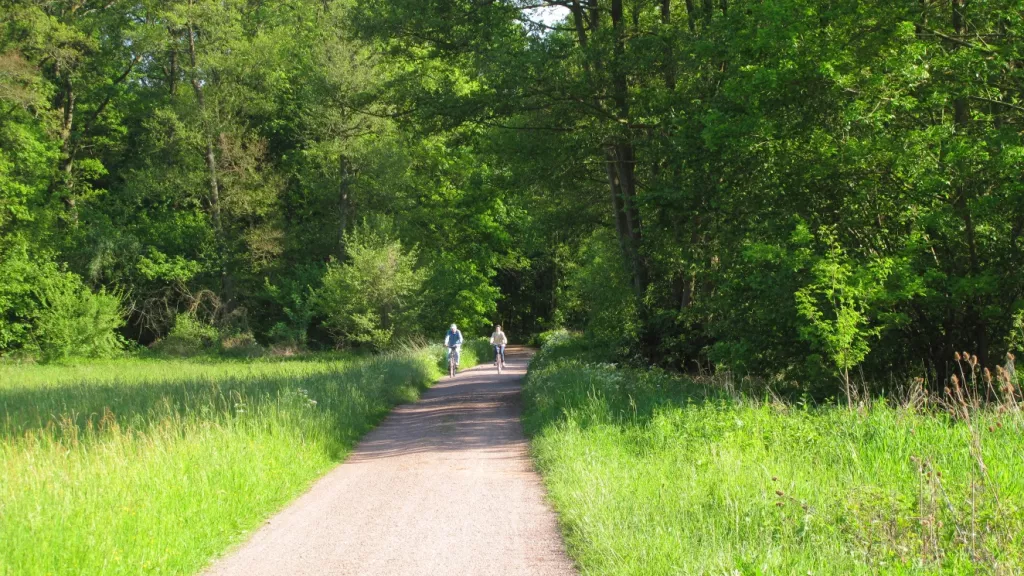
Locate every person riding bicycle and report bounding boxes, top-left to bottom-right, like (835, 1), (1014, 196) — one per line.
(444, 323), (464, 369)
(489, 325), (507, 366)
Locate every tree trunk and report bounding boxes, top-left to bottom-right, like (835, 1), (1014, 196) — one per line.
(187, 17), (232, 305)
(169, 46), (178, 95)
(661, 0), (675, 90)
(951, 0), (987, 366)
(609, 0), (650, 300)
(57, 74), (78, 223)
(683, 0), (697, 32)
(338, 154), (352, 256)
(571, 0), (588, 47)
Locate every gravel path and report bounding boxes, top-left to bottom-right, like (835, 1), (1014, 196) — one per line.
(203, 346), (576, 576)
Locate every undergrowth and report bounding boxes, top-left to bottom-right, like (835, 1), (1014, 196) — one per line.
(523, 335), (1024, 575)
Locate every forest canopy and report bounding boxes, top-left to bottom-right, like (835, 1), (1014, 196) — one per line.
(2, 0), (1023, 396)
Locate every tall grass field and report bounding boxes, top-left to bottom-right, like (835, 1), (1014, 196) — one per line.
(523, 334), (1024, 575)
(0, 341), (487, 575)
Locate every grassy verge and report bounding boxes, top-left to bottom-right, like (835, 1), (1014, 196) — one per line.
(523, 334), (1024, 574)
(0, 345), (458, 575)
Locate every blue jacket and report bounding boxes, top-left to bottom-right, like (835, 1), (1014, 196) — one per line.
(444, 329), (464, 347)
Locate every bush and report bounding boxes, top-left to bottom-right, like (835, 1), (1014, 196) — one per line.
(219, 332), (265, 358)
(32, 280), (125, 362)
(315, 217), (426, 350)
(150, 313), (219, 357)
(560, 230), (638, 348)
(0, 245), (125, 361)
(31, 276), (125, 362)
(532, 328), (573, 348)
(0, 246), (124, 361)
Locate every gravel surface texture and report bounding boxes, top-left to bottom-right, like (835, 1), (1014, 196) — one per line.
(203, 346), (576, 576)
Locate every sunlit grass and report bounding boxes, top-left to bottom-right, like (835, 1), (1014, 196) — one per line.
(523, 337), (1024, 575)
(0, 345), (467, 575)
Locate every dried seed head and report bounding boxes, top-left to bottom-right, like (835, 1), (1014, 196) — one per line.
(988, 426), (995, 433)
(970, 354), (978, 367)
(776, 490), (785, 497)
(772, 476), (778, 482)
(955, 351), (962, 361)
(984, 368), (992, 384)
(963, 351), (971, 361)
(1008, 352), (1016, 362)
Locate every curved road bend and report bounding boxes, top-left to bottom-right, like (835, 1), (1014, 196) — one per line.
(203, 346), (576, 576)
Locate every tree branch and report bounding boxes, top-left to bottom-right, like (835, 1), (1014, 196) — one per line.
(969, 95), (1024, 114)
(82, 52), (143, 135)
(917, 26), (996, 53)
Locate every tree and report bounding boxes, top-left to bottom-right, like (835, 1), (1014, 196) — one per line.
(315, 217), (427, 350)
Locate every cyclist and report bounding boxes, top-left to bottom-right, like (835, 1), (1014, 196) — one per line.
(489, 324), (507, 366)
(444, 323), (464, 370)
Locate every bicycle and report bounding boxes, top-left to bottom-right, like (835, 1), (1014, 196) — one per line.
(494, 345), (505, 375)
(447, 345), (458, 378)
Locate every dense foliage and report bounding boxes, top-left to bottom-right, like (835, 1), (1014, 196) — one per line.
(351, 0), (1024, 393)
(3, 0), (1023, 395)
(0, 0), (513, 358)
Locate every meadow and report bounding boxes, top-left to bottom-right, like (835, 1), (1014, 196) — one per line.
(523, 334), (1024, 575)
(0, 340), (489, 575)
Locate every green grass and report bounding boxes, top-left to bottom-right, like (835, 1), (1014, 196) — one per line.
(0, 344), (472, 575)
(523, 336), (1024, 575)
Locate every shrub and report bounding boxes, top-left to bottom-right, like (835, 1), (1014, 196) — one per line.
(533, 328), (572, 348)
(560, 229), (638, 348)
(32, 273), (125, 362)
(219, 332), (265, 358)
(150, 313), (219, 356)
(315, 217), (427, 350)
(0, 245), (125, 360)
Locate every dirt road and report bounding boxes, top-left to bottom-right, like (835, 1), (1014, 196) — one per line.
(203, 346), (576, 576)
